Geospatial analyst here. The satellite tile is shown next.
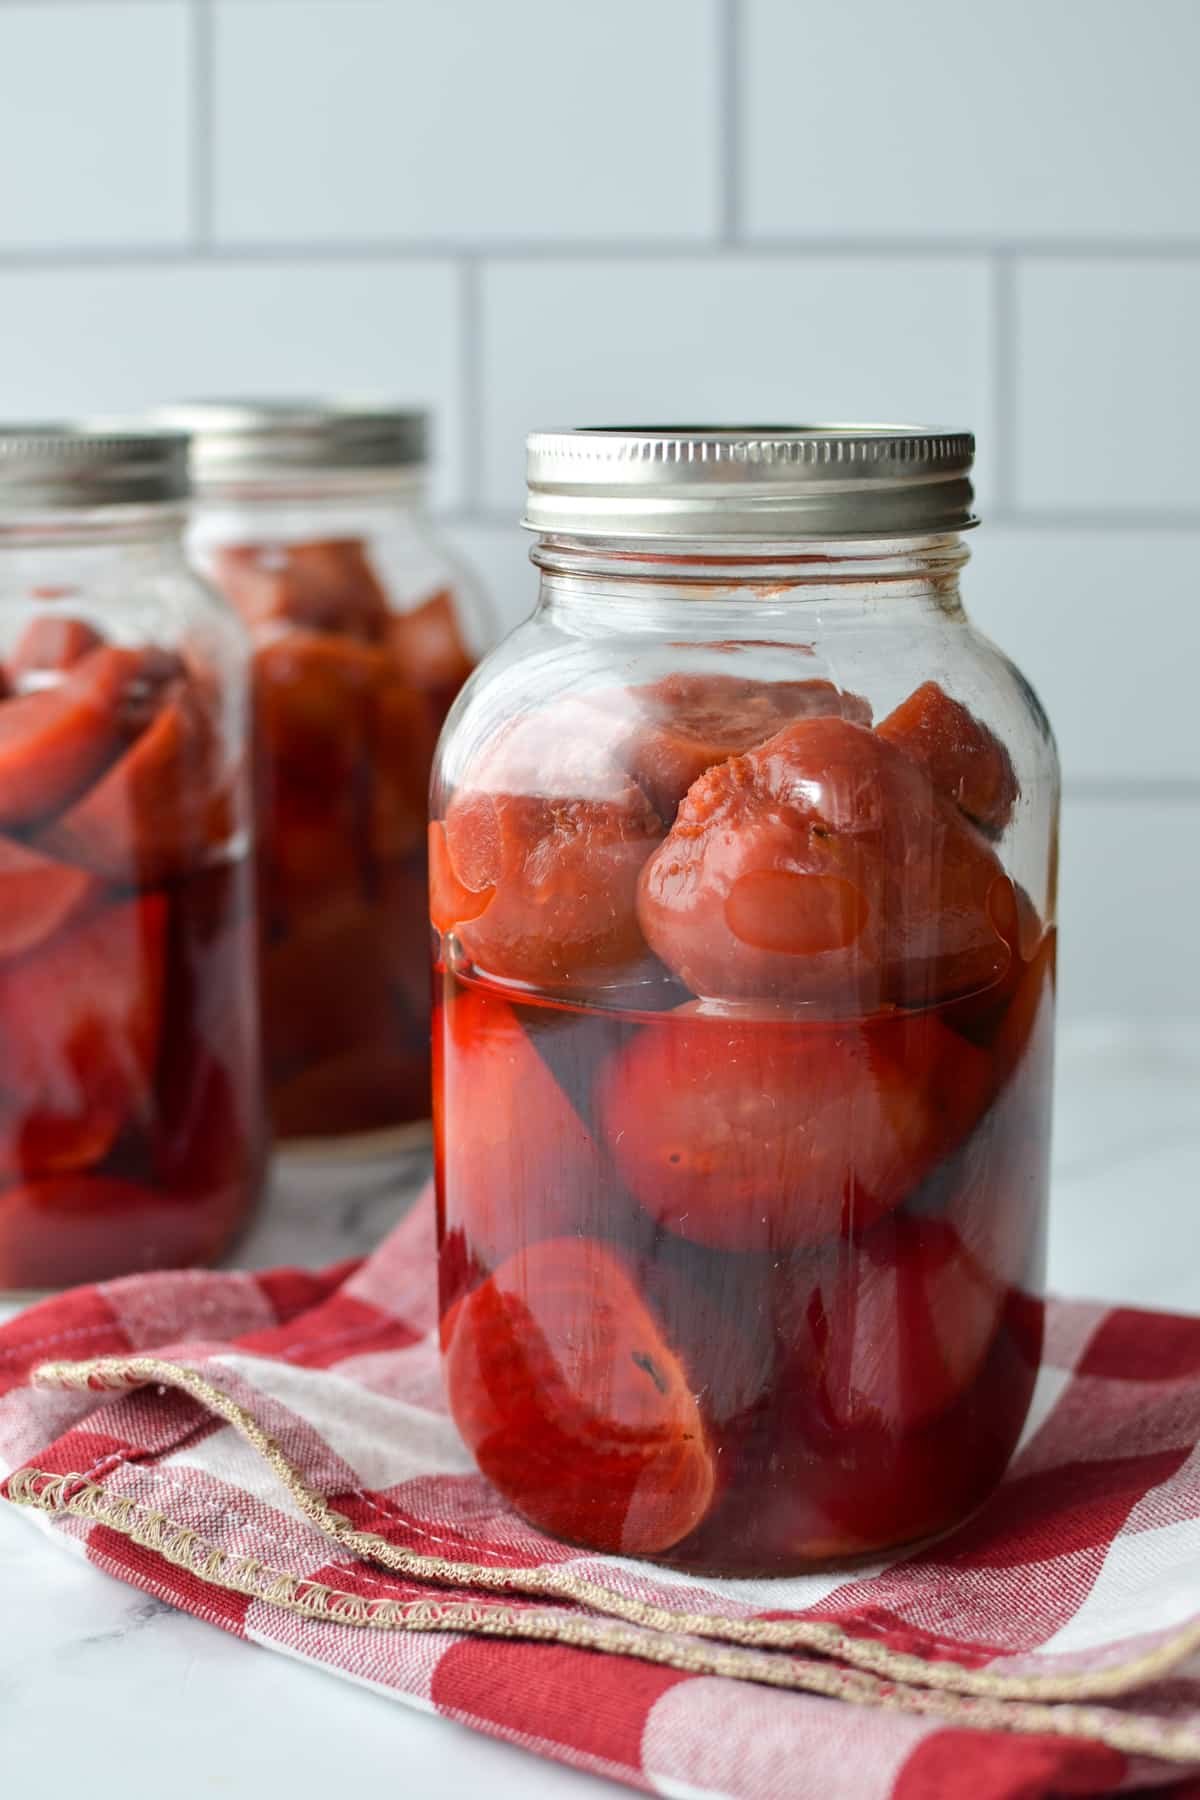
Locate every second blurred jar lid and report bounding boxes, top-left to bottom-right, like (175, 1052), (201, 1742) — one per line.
(157, 400), (428, 483)
(0, 422), (188, 511)
(524, 424), (976, 539)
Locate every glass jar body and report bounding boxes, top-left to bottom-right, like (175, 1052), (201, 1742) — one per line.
(431, 535), (1058, 1574)
(188, 472), (488, 1143)
(0, 506), (264, 1291)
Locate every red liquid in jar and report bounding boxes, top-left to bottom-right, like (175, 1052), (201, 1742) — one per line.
(0, 628), (264, 1289)
(435, 956), (1050, 1572)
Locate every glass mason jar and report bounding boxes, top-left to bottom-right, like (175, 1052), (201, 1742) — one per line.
(0, 425), (264, 1291)
(163, 402), (489, 1146)
(432, 426), (1058, 1575)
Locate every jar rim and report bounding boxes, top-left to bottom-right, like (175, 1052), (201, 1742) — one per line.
(524, 424), (977, 540)
(0, 422), (189, 512)
(154, 399), (428, 485)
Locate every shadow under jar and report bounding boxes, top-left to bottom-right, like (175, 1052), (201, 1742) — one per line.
(163, 402), (489, 1146)
(431, 425), (1059, 1576)
(0, 425), (265, 1292)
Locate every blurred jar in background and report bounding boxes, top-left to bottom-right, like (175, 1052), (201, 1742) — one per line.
(161, 402), (489, 1147)
(0, 425), (264, 1290)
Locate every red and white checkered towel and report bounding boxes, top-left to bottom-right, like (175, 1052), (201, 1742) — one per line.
(3, 1186), (1200, 1799)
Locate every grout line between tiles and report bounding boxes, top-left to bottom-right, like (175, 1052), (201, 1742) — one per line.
(990, 253), (1017, 514)
(3, 240), (1200, 271)
(719, 0), (741, 244)
(1063, 779), (1200, 805)
(737, 236), (1200, 262)
(457, 257), (484, 513)
(189, 0), (215, 248)
(986, 509), (1200, 533)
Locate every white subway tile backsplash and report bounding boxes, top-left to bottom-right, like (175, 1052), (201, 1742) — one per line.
(0, 3), (191, 250)
(1057, 797), (1200, 1021)
(1014, 261), (1200, 514)
(968, 527), (1200, 784)
(212, 0), (720, 246)
(743, 0), (1200, 243)
(479, 257), (993, 512)
(0, 261), (464, 508)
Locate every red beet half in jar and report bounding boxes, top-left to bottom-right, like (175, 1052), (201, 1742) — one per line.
(159, 402), (491, 1146)
(432, 426), (1059, 1573)
(0, 424), (265, 1291)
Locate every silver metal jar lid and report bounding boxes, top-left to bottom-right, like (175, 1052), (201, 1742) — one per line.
(157, 400), (429, 484)
(0, 423), (189, 512)
(523, 425), (976, 540)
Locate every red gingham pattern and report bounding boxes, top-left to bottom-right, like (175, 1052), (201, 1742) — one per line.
(3, 1187), (1200, 1799)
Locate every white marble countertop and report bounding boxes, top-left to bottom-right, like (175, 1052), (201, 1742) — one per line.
(1, 1019), (1197, 1798)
